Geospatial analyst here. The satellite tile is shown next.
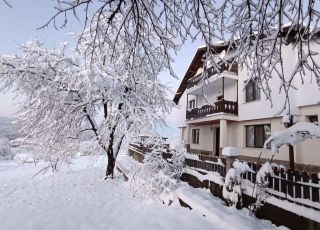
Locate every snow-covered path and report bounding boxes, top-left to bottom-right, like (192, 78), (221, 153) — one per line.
(0, 157), (216, 230)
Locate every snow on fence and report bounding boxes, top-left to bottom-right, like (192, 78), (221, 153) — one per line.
(129, 143), (320, 210)
(129, 143), (226, 177)
(184, 158), (226, 177)
(162, 150), (226, 176)
(243, 161), (320, 210)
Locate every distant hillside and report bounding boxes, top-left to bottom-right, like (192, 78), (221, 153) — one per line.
(0, 116), (21, 141)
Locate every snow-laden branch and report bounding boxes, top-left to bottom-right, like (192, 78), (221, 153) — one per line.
(42, 0), (320, 111)
(264, 122), (320, 154)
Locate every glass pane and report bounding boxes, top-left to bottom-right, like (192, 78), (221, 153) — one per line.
(264, 124), (271, 149)
(192, 130), (196, 143)
(255, 125), (264, 147)
(308, 115), (318, 124)
(246, 81), (254, 102)
(196, 129), (200, 144)
(255, 81), (261, 100)
(246, 126), (254, 147)
(192, 129), (199, 144)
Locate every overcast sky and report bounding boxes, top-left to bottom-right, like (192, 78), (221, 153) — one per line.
(0, 0), (203, 137)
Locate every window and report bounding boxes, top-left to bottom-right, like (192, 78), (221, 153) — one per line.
(245, 79), (260, 102)
(192, 129), (200, 144)
(189, 99), (196, 109)
(307, 115), (318, 125)
(246, 124), (271, 148)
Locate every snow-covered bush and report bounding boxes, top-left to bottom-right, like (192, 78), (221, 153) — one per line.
(170, 144), (186, 180)
(249, 162), (273, 213)
(223, 160), (255, 208)
(223, 168), (243, 207)
(13, 153), (35, 165)
(131, 143), (186, 204)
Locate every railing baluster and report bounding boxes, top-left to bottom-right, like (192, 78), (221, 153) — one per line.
(186, 100), (238, 120)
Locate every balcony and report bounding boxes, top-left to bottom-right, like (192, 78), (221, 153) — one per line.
(187, 64), (238, 89)
(186, 99), (238, 120)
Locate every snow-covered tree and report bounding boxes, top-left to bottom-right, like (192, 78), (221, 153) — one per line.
(0, 39), (172, 177)
(43, 0), (320, 111)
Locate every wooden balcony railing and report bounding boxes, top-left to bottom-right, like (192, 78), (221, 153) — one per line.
(186, 99), (238, 120)
(187, 64), (238, 89)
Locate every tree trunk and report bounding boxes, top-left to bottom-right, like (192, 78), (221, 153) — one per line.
(105, 124), (117, 179)
(106, 153), (116, 178)
(104, 87), (130, 179)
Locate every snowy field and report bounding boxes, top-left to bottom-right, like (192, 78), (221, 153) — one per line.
(0, 155), (283, 230)
(0, 156), (216, 230)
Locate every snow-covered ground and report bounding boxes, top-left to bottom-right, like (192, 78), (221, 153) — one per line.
(0, 156), (216, 230)
(0, 155), (283, 230)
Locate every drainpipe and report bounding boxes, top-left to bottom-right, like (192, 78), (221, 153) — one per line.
(288, 116), (294, 171)
(284, 115), (294, 171)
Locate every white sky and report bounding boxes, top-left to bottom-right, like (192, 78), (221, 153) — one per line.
(0, 0), (203, 137)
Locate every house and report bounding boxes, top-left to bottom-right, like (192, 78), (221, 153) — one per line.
(173, 39), (320, 170)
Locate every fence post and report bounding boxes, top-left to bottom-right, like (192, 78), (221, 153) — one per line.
(225, 156), (237, 173)
(222, 147), (239, 174)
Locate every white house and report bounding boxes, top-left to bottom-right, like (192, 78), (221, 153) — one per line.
(173, 37), (320, 170)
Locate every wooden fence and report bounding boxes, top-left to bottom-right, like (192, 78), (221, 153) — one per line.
(243, 161), (320, 210)
(162, 151), (226, 176)
(131, 144), (226, 176)
(129, 143), (320, 210)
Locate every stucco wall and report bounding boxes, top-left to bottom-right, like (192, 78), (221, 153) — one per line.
(294, 105), (320, 165)
(226, 118), (290, 162)
(223, 80), (237, 102)
(238, 43), (298, 120)
(189, 124), (219, 153)
(226, 107), (320, 165)
(295, 40), (320, 107)
(238, 41), (320, 121)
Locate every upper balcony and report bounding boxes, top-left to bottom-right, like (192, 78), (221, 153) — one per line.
(187, 63), (238, 90)
(185, 63), (239, 121)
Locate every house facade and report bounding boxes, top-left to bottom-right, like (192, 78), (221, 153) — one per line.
(173, 41), (320, 170)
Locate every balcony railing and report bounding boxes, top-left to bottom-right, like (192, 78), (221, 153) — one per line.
(187, 64), (238, 89)
(186, 99), (238, 120)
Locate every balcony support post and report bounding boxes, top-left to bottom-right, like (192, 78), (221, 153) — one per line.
(219, 119), (228, 148)
(222, 77), (225, 100)
(186, 125), (191, 152)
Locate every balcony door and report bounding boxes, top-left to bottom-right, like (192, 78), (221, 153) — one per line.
(215, 127), (220, 156)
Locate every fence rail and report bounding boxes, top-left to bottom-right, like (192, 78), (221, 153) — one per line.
(242, 161), (320, 209)
(130, 144), (226, 176)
